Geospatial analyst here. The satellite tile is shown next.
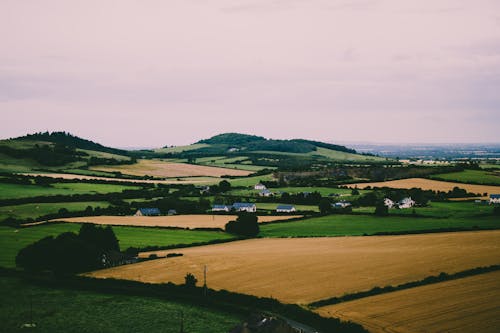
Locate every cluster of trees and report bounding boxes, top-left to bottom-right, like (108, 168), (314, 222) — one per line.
(86, 156), (137, 166)
(225, 213), (260, 237)
(16, 224), (120, 275)
(0, 143), (86, 166)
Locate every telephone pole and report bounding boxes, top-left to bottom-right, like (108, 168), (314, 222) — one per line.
(203, 265), (208, 297)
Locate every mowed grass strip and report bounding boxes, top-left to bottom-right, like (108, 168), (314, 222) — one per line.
(430, 169), (500, 185)
(0, 224), (233, 268)
(259, 214), (499, 237)
(87, 231), (500, 304)
(0, 275), (240, 333)
(315, 270), (500, 333)
(0, 182), (138, 200)
(0, 201), (110, 221)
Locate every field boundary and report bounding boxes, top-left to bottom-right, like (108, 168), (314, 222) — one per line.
(309, 264), (500, 308)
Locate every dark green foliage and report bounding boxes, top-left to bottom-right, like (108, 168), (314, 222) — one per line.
(319, 198), (332, 214)
(219, 180), (231, 192)
(225, 213), (260, 237)
(184, 273), (198, 288)
(16, 224), (120, 274)
(198, 133), (266, 145)
(494, 206), (500, 216)
(374, 201), (389, 216)
(351, 188), (360, 195)
(0, 143), (84, 166)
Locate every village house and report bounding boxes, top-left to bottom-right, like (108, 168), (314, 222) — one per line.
(332, 201), (352, 209)
(259, 189), (273, 197)
(167, 209), (177, 215)
(232, 202), (257, 213)
(276, 205), (296, 213)
(212, 205), (231, 212)
(134, 208), (161, 216)
(397, 197), (415, 209)
(490, 194), (500, 204)
(384, 198), (395, 208)
(254, 183), (267, 190)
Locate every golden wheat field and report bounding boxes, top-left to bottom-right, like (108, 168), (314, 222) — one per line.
(22, 173), (219, 184)
(316, 270), (500, 333)
(86, 230), (500, 304)
(347, 178), (500, 198)
(90, 159), (252, 177)
(49, 215), (301, 229)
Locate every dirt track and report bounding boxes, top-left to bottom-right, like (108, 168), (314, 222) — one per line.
(316, 270), (500, 333)
(86, 230), (500, 304)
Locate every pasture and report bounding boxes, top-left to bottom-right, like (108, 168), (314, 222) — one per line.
(0, 224), (233, 268)
(259, 213), (499, 237)
(0, 201), (110, 221)
(0, 275), (240, 333)
(0, 182), (138, 200)
(346, 177), (500, 198)
(90, 159), (252, 178)
(316, 270), (500, 333)
(87, 231), (500, 304)
(49, 214), (302, 229)
(430, 169), (500, 185)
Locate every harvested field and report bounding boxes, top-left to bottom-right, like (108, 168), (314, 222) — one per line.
(22, 173), (219, 184)
(316, 270), (500, 333)
(90, 159), (252, 177)
(347, 178), (500, 198)
(87, 231), (500, 304)
(49, 215), (302, 229)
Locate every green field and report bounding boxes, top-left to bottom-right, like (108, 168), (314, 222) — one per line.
(0, 224), (234, 268)
(353, 202), (493, 218)
(259, 214), (499, 238)
(0, 182), (139, 200)
(430, 170), (500, 185)
(0, 202), (110, 221)
(227, 173), (275, 187)
(256, 203), (319, 212)
(155, 143), (210, 154)
(0, 275), (240, 333)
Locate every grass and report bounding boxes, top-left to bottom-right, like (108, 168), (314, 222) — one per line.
(0, 182), (139, 200)
(0, 274), (240, 333)
(0, 224), (234, 268)
(0, 202), (110, 221)
(227, 173), (275, 187)
(154, 143), (210, 154)
(430, 170), (500, 185)
(259, 214), (499, 238)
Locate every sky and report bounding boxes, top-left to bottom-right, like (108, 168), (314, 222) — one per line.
(1, 0), (499, 148)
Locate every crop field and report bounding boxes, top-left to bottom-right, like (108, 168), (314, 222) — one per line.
(48, 214), (302, 229)
(0, 275), (240, 333)
(430, 169), (500, 185)
(87, 231), (500, 304)
(0, 224), (233, 268)
(90, 159), (252, 177)
(0, 182), (138, 200)
(259, 214), (499, 237)
(0, 201), (110, 221)
(346, 178), (500, 198)
(316, 270), (500, 333)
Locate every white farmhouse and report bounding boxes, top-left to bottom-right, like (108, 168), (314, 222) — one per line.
(384, 198), (395, 208)
(397, 197), (415, 209)
(254, 183), (267, 190)
(232, 203), (257, 213)
(259, 189), (273, 197)
(212, 205), (231, 212)
(276, 205), (296, 213)
(490, 194), (500, 204)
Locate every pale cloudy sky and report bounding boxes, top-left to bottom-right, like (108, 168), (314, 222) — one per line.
(1, 0), (499, 147)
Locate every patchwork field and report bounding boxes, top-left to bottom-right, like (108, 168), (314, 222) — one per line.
(87, 231), (500, 304)
(430, 169), (500, 185)
(48, 214), (302, 229)
(0, 224), (233, 268)
(90, 159), (252, 177)
(316, 270), (500, 333)
(347, 178), (500, 198)
(0, 201), (110, 221)
(22, 173), (220, 184)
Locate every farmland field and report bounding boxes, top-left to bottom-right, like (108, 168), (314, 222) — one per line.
(49, 214), (302, 229)
(346, 178), (500, 198)
(430, 169), (500, 185)
(256, 203), (319, 212)
(90, 159), (252, 177)
(87, 231), (500, 304)
(0, 274), (240, 333)
(0, 201), (110, 221)
(0, 182), (138, 199)
(316, 270), (500, 333)
(259, 213), (499, 237)
(0, 224), (233, 268)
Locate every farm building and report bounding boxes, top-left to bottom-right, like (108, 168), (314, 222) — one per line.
(259, 189), (273, 197)
(490, 194), (500, 204)
(332, 201), (352, 209)
(134, 208), (161, 216)
(276, 205), (296, 213)
(233, 203), (257, 213)
(254, 183), (267, 190)
(384, 198), (395, 208)
(212, 205), (231, 212)
(167, 209), (177, 215)
(397, 197), (415, 209)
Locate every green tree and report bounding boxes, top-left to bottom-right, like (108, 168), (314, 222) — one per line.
(318, 199), (332, 215)
(219, 180), (231, 192)
(184, 273), (198, 288)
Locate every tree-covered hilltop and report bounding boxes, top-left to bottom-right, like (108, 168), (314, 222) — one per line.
(196, 132), (357, 154)
(17, 131), (128, 156)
